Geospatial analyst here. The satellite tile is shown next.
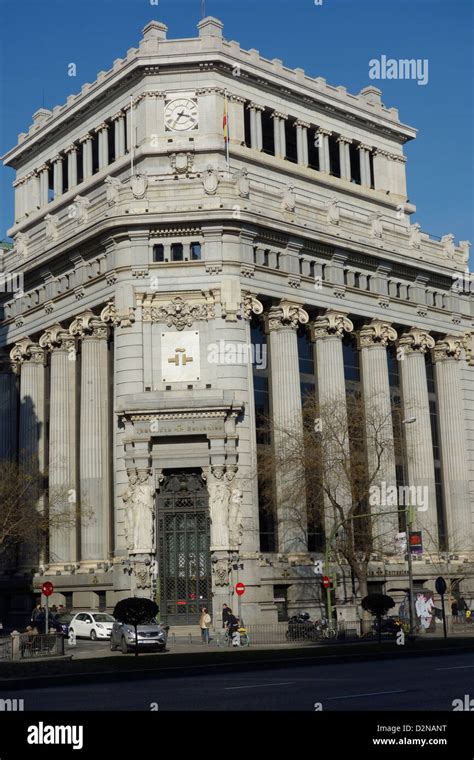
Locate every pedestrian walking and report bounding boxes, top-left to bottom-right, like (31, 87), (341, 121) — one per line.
(222, 604), (232, 629)
(451, 601), (458, 623)
(199, 607), (212, 644)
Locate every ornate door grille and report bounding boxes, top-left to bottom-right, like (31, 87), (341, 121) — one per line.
(157, 471), (211, 625)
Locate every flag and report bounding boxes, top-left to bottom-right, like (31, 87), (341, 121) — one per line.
(223, 97), (229, 143)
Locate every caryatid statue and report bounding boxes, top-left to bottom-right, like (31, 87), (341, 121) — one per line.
(122, 472), (155, 554)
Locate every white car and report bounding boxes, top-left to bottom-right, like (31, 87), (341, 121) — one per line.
(69, 612), (115, 640)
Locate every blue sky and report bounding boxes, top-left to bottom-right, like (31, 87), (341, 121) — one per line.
(0, 0), (472, 250)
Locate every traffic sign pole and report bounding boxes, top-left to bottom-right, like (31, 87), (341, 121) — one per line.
(41, 582), (54, 635)
(235, 583), (245, 627)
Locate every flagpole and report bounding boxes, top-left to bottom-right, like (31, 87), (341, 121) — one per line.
(224, 90), (230, 178)
(130, 95), (134, 177)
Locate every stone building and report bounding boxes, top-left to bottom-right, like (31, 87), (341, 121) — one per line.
(0, 17), (473, 626)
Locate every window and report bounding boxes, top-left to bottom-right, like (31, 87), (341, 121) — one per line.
(342, 333), (360, 383)
(171, 243), (183, 262)
(244, 102), (252, 148)
(190, 242), (201, 260)
(350, 143), (361, 184)
(153, 244), (164, 262)
(285, 118), (298, 163)
(261, 109), (275, 155)
(308, 129), (320, 171)
(328, 135), (340, 177)
(91, 133), (99, 174)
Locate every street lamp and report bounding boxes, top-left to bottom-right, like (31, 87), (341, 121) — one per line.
(401, 416), (417, 635)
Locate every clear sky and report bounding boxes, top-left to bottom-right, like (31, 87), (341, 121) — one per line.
(0, 0), (472, 253)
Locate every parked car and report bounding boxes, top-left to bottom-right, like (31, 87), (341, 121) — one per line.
(110, 618), (168, 654)
(69, 612), (115, 640)
(54, 613), (74, 636)
(372, 615), (402, 638)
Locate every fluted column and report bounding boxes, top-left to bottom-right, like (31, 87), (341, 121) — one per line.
(272, 112), (287, 158)
(39, 326), (78, 563)
(70, 311), (110, 561)
(0, 354), (18, 461)
(80, 134), (93, 179)
(358, 143), (372, 187)
(310, 311), (354, 533)
(359, 320), (399, 549)
(266, 300), (309, 553)
(317, 128), (331, 173)
(39, 164), (49, 207)
(112, 111), (126, 158)
(337, 136), (352, 180)
(272, 112), (281, 157)
(53, 155), (63, 199)
(13, 178), (25, 222)
(10, 338), (47, 566)
(295, 120), (309, 166)
(432, 336), (471, 553)
(96, 122), (109, 170)
(65, 145), (78, 189)
(248, 103), (263, 151)
(398, 329), (438, 551)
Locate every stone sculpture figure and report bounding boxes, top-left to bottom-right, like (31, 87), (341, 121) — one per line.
(122, 473), (155, 554)
(229, 488), (244, 548)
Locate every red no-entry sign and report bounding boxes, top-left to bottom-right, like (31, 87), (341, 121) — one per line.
(42, 582), (54, 597)
(322, 576), (331, 589)
(235, 582), (246, 596)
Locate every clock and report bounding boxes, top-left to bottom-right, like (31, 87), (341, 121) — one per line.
(164, 98), (198, 132)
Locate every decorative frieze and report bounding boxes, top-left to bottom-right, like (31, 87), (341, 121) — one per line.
(139, 294), (215, 330)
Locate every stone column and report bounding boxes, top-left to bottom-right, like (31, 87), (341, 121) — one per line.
(53, 155), (63, 199)
(272, 112), (287, 159)
(266, 300), (309, 554)
(358, 143), (372, 187)
(10, 338), (47, 566)
(70, 311), (110, 562)
(432, 336), (471, 553)
(112, 111), (126, 159)
(39, 164), (49, 207)
(80, 134), (93, 179)
(0, 354), (18, 461)
(65, 145), (78, 189)
(359, 320), (399, 549)
(295, 120), (309, 166)
(13, 178), (25, 222)
(398, 328), (438, 550)
(39, 326), (78, 564)
(310, 311), (354, 533)
(96, 123), (109, 170)
(248, 103), (263, 151)
(338, 136), (352, 180)
(317, 128), (331, 173)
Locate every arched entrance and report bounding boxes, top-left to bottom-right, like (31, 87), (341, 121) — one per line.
(156, 470), (212, 625)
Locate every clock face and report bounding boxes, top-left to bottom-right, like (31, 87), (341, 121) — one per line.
(164, 98), (198, 132)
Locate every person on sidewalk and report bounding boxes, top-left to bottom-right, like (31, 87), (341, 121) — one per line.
(199, 607), (212, 644)
(222, 604), (232, 629)
(451, 601), (459, 624)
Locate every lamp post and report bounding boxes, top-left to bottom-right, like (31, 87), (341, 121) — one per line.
(401, 416), (417, 635)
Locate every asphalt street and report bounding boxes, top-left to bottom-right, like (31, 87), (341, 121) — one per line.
(14, 651), (474, 711)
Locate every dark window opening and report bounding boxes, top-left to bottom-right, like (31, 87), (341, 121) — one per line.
(171, 243), (183, 262)
(244, 102), (251, 148)
(190, 242), (201, 260)
(47, 166), (54, 202)
(285, 118), (298, 163)
(153, 244), (164, 263)
(369, 151), (375, 188)
(261, 109), (275, 155)
(342, 333), (360, 383)
(350, 143), (361, 184)
(328, 135), (340, 177)
(62, 158), (69, 194)
(77, 144), (84, 184)
(274, 586), (289, 622)
(263, 249), (269, 267)
(91, 133), (99, 174)
(308, 128), (320, 170)
(108, 125), (115, 164)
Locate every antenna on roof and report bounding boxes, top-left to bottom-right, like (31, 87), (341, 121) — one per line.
(201, 1), (206, 19)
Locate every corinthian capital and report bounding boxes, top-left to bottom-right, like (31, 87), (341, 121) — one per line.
(69, 310), (108, 340)
(39, 324), (75, 352)
(310, 310), (353, 340)
(432, 335), (463, 362)
(10, 338), (46, 365)
(398, 327), (435, 355)
(265, 300), (309, 332)
(358, 319), (397, 349)
(241, 293), (263, 321)
(100, 300), (136, 328)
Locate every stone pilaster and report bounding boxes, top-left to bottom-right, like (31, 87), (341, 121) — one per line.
(398, 328), (438, 551)
(266, 300), (309, 554)
(39, 325), (78, 563)
(70, 311), (110, 561)
(0, 354), (18, 461)
(359, 320), (399, 549)
(432, 335), (471, 553)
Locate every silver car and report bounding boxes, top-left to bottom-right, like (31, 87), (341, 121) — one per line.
(110, 618), (168, 654)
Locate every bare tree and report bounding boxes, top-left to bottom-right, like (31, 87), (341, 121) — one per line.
(258, 392), (403, 603)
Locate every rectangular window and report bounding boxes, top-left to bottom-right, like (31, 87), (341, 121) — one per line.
(91, 132), (99, 174)
(244, 102), (251, 148)
(350, 143), (361, 184)
(190, 242), (201, 260)
(171, 243), (183, 262)
(261, 109), (275, 155)
(328, 135), (340, 178)
(308, 129), (320, 171)
(153, 244), (164, 262)
(285, 118), (298, 163)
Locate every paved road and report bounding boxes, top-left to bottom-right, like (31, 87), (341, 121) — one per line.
(14, 651), (474, 711)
